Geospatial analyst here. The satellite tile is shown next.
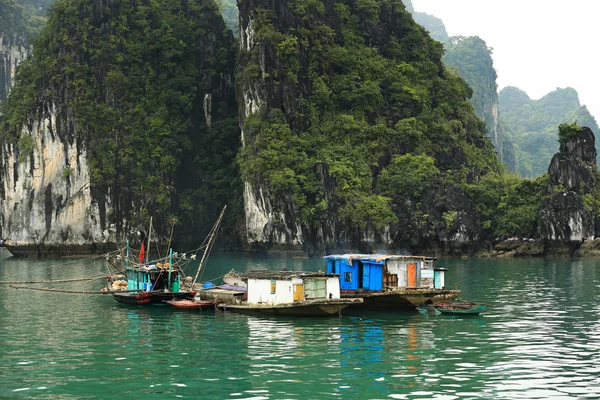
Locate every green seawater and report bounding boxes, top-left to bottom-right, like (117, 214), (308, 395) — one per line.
(1, 251), (600, 399)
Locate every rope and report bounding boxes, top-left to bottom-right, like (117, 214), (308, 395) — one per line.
(0, 276), (108, 284)
(0, 250), (121, 281)
(10, 285), (142, 294)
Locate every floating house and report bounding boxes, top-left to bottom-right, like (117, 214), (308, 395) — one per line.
(323, 254), (460, 309)
(216, 270), (362, 317)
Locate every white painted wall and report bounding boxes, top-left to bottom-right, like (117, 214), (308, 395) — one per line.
(247, 278), (294, 305)
(325, 277), (340, 299)
(386, 258), (435, 288)
(246, 276), (341, 304)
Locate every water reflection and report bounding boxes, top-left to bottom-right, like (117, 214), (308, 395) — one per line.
(4, 256), (600, 398)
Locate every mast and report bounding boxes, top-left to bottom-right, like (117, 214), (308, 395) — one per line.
(168, 248), (173, 292)
(192, 205), (226, 288)
(146, 216), (153, 263)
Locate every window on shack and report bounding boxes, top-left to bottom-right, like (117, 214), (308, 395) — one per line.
(305, 279), (327, 299)
(344, 272), (352, 282)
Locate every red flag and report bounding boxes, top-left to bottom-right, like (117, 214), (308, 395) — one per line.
(138, 242), (145, 263)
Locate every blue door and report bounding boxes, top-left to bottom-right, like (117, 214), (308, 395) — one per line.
(364, 264), (370, 289)
(363, 262), (383, 291)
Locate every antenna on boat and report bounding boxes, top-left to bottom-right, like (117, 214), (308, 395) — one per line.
(192, 205), (226, 288)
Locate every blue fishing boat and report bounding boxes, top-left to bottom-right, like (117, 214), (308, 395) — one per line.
(111, 255), (195, 305)
(109, 206), (226, 306)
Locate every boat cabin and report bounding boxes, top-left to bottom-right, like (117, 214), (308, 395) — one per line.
(240, 271), (341, 305)
(323, 254), (445, 291)
(126, 263), (182, 292)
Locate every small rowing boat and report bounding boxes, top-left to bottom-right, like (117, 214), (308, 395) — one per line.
(165, 299), (219, 311)
(435, 302), (487, 315)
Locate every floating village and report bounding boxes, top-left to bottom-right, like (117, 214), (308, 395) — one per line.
(101, 249), (475, 316)
(2, 209), (486, 316)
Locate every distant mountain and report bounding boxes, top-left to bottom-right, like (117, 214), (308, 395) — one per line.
(404, 3), (515, 170)
(403, 0), (449, 43)
(216, 0), (238, 35)
(499, 87), (600, 177)
(0, 0), (54, 103)
(442, 36), (516, 169)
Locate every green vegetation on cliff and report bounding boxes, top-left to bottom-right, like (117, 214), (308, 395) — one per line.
(1, 0), (241, 243)
(238, 0), (503, 250)
(4, 0), (597, 254)
(0, 0), (53, 37)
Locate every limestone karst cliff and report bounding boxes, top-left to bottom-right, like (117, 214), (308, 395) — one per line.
(499, 86), (600, 178)
(0, 35), (29, 104)
(539, 125), (597, 246)
(442, 36), (512, 168)
(4, 0), (599, 258)
(0, 0), (239, 256)
(403, 3), (516, 171)
(236, 0), (502, 256)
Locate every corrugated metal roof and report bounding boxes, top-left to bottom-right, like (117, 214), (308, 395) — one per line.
(241, 270), (338, 280)
(323, 254), (437, 261)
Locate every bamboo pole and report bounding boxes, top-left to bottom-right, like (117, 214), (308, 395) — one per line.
(0, 276), (108, 284)
(192, 205), (226, 287)
(168, 248), (173, 291)
(146, 216), (153, 263)
(10, 285), (143, 294)
(165, 221), (176, 265)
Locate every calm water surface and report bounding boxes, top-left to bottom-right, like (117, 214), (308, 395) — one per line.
(1, 251), (600, 399)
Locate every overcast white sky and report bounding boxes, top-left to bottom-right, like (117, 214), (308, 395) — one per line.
(412, 0), (600, 122)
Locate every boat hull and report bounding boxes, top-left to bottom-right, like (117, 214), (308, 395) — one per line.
(113, 291), (195, 305)
(112, 292), (153, 305)
(436, 303), (487, 315)
(166, 299), (219, 311)
(341, 289), (461, 310)
(149, 291), (195, 304)
(218, 298), (363, 317)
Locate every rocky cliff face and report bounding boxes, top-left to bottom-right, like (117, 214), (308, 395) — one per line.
(236, 0), (502, 256)
(236, 0), (304, 250)
(1, 109), (113, 256)
(539, 126), (596, 247)
(1, 0), (238, 256)
(0, 34), (29, 104)
(441, 36), (512, 167)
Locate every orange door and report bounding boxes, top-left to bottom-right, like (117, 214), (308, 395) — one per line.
(408, 263), (417, 287)
(293, 284), (304, 301)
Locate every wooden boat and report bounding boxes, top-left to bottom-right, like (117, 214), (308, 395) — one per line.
(165, 299), (219, 311)
(324, 254), (461, 310)
(435, 302), (487, 315)
(108, 206), (226, 306)
(218, 298), (363, 317)
(214, 270), (363, 317)
(112, 291), (153, 305)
